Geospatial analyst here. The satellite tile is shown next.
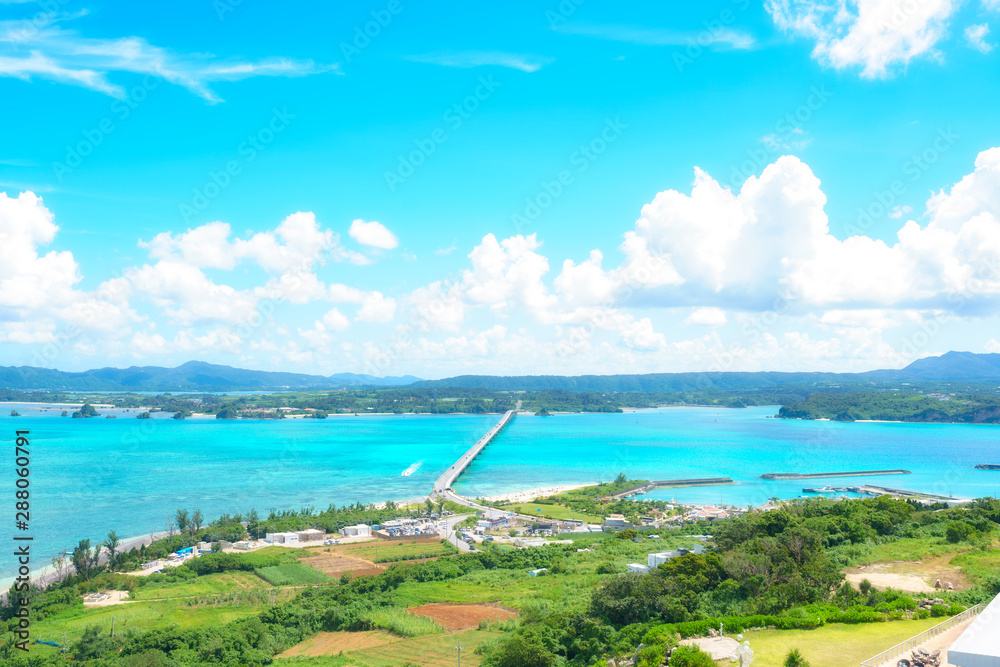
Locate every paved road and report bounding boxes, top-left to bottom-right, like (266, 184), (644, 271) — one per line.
(431, 402), (543, 526)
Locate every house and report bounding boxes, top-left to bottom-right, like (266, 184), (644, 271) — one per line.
(339, 524), (372, 537)
(529, 568), (547, 577)
(603, 514), (634, 532)
(265, 531), (300, 545)
(647, 545), (705, 569)
(949, 592), (1000, 666)
(297, 528), (324, 542)
(628, 563), (650, 574)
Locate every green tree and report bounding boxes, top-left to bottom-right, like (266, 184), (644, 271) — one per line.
(191, 509), (204, 534)
(72, 539), (93, 579)
(105, 530), (121, 568)
(482, 633), (557, 667)
(175, 509), (189, 535)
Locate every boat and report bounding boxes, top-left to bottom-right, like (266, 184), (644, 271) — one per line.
(401, 461), (422, 477)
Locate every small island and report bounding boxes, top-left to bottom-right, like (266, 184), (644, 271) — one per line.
(71, 403), (100, 419)
(9, 409), (19, 417)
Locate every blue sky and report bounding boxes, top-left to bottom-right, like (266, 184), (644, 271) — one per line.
(2, 0), (1000, 378)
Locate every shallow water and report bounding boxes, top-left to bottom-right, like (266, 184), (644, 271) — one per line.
(2, 405), (998, 584)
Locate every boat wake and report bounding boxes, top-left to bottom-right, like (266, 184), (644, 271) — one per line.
(401, 461), (423, 477)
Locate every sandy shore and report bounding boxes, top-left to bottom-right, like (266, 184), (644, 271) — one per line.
(480, 483), (597, 504)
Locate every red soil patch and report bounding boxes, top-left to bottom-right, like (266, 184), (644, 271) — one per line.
(299, 551), (386, 578)
(276, 630), (395, 657)
(407, 604), (516, 631)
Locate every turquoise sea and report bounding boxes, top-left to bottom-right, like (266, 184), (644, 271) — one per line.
(1, 405), (999, 585)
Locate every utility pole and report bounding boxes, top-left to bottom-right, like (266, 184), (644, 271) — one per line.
(455, 640), (463, 667)
(62, 630), (67, 660)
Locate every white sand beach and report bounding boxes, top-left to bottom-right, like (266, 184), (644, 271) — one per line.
(480, 483), (597, 504)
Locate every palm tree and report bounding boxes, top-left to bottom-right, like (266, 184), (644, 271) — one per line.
(784, 648), (810, 667)
(105, 530), (121, 570)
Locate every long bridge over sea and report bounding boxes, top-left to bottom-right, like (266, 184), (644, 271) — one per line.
(433, 403), (519, 511)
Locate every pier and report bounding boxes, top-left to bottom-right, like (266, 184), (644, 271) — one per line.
(760, 469), (911, 480)
(434, 405), (518, 509)
(610, 477), (734, 500)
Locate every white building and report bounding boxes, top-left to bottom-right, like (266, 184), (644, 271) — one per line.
(340, 524), (372, 537)
(297, 528), (324, 542)
(265, 531), (300, 544)
(949, 593), (1000, 666)
(628, 563), (650, 574)
(647, 544), (705, 569)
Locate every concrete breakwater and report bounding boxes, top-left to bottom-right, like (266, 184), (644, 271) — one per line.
(760, 469), (911, 480)
(611, 477), (734, 500)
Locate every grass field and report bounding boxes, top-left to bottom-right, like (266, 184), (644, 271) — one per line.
(302, 538), (456, 563)
(276, 629), (500, 666)
(506, 502), (603, 522)
(29, 599), (264, 658)
(131, 570), (273, 600)
(739, 618), (943, 667)
(255, 562), (332, 586)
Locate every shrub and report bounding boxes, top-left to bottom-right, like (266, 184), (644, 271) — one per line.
(669, 644), (716, 667)
(785, 648), (811, 667)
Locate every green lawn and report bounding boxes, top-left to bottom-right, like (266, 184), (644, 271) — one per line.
(255, 562), (332, 586)
(302, 539), (456, 563)
(131, 570), (274, 600)
(507, 502), (603, 522)
(277, 629), (500, 666)
(739, 618), (943, 667)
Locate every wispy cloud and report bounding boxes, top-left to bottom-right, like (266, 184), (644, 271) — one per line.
(435, 240), (458, 255)
(0, 17), (336, 102)
(556, 24), (756, 50)
(965, 23), (994, 54)
(407, 51), (554, 73)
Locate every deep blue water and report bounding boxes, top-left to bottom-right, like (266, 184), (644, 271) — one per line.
(1, 405), (998, 584)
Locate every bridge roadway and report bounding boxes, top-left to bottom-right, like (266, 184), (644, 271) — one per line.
(433, 401), (526, 516)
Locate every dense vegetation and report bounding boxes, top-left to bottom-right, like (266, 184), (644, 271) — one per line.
(778, 391), (1000, 423)
(4, 495), (1000, 666)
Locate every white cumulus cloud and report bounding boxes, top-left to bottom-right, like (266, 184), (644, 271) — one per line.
(348, 219), (398, 250)
(767, 0), (959, 78)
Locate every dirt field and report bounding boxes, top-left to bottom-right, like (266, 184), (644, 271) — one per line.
(276, 630), (396, 657)
(299, 551), (386, 578)
(844, 555), (970, 594)
(82, 590), (132, 607)
(407, 604), (516, 631)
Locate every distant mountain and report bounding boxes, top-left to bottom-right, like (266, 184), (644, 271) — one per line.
(0, 361), (420, 391)
(412, 352), (1000, 392)
(892, 351), (1000, 380)
(2, 351), (997, 393)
